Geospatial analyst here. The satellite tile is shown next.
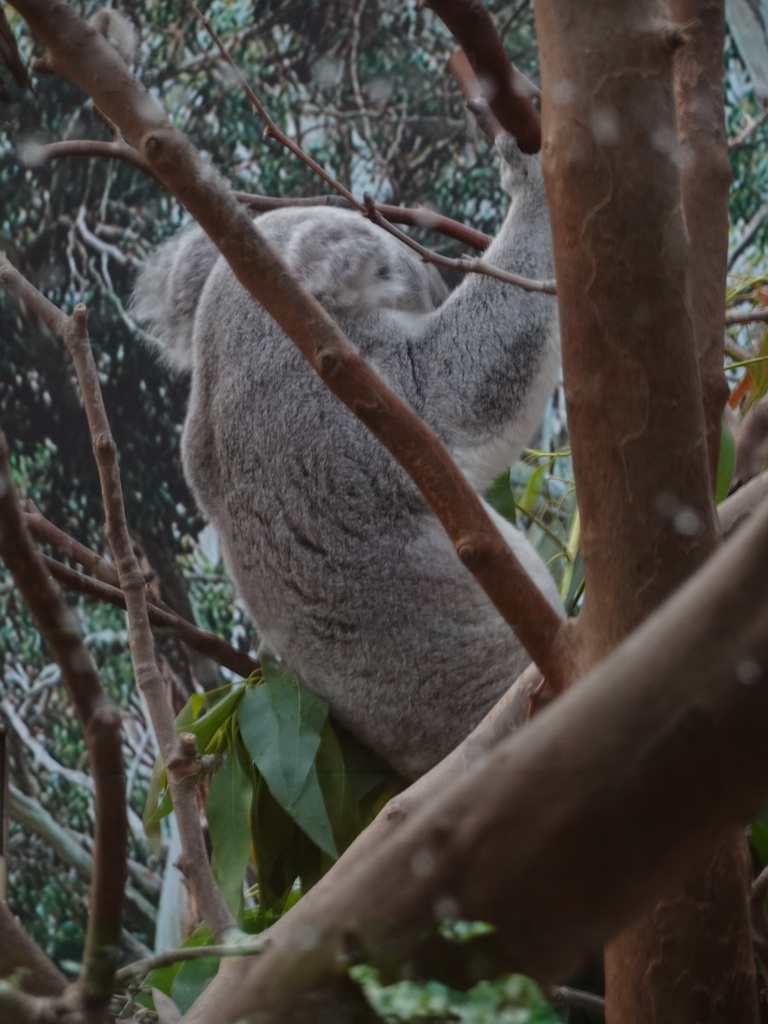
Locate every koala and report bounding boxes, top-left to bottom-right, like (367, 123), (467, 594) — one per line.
(131, 135), (563, 780)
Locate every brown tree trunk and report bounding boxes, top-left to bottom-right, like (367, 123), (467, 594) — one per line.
(605, 839), (757, 1022)
(535, 0), (757, 1021)
(671, 0), (731, 489)
(602, 4), (756, 1022)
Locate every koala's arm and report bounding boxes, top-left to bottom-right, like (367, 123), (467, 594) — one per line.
(392, 135), (559, 492)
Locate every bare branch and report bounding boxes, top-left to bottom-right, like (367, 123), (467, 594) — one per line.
(545, 985), (605, 1016)
(0, 255), (237, 942)
(31, 141), (492, 250)
(425, 0), (541, 152)
(24, 503), (258, 678)
(726, 308), (768, 326)
(729, 107), (768, 149)
(730, 199), (768, 268)
(115, 938), (265, 987)
(0, 432), (126, 1013)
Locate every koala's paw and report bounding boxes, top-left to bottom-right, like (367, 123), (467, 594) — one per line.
(495, 133), (541, 197)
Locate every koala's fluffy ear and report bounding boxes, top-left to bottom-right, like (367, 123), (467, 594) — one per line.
(130, 225), (220, 373)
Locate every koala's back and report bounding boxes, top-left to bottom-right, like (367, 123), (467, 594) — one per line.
(134, 206), (551, 779)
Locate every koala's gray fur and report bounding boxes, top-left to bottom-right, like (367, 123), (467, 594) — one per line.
(132, 136), (563, 779)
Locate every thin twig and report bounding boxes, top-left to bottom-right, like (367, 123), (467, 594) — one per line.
(0, 431), (127, 1013)
(184, 0), (550, 290)
(729, 108), (768, 149)
(115, 939), (265, 986)
(726, 308), (768, 326)
(0, 255), (237, 942)
(545, 984), (605, 1015)
(32, 140), (492, 250)
(184, 0), (359, 207)
(725, 336), (758, 363)
(65, 302), (237, 940)
(363, 193), (556, 294)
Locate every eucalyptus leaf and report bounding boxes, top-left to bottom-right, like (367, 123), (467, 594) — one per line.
(143, 923), (213, 998)
(184, 686), (245, 754)
(143, 755), (168, 848)
(251, 774), (314, 911)
(238, 660), (328, 809)
(519, 461), (548, 513)
(208, 751), (254, 916)
(315, 721), (361, 853)
(170, 956), (220, 1014)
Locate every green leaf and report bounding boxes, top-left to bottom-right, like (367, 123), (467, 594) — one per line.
(238, 659), (337, 856)
(170, 955), (220, 1014)
(183, 686), (245, 754)
(519, 461), (548, 514)
(207, 750), (254, 916)
(143, 922), (214, 999)
(144, 786), (174, 828)
(716, 416), (736, 504)
(143, 755), (168, 848)
(484, 468), (516, 523)
(251, 774), (318, 911)
(290, 761), (338, 859)
(315, 721), (361, 853)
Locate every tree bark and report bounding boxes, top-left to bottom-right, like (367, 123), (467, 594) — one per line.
(671, 0), (731, 489)
(535, 1), (757, 1021)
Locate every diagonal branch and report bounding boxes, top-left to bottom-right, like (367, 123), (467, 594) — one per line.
(182, 468), (768, 1024)
(24, 504), (258, 678)
(425, 0), (541, 152)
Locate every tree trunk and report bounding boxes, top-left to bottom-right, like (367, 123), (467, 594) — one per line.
(535, 0), (758, 1020)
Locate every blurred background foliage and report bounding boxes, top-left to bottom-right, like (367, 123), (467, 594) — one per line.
(0, 0), (766, 1018)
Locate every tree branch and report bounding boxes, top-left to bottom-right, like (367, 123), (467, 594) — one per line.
(183, 488), (768, 1023)
(0, 255), (237, 943)
(424, 0), (541, 153)
(671, 0), (731, 491)
(23, 504), (258, 678)
(0, 433), (126, 1015)
(115, 938), (265, 987)
(32, 140), (493, 250)
(726, 307), (768, 326)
